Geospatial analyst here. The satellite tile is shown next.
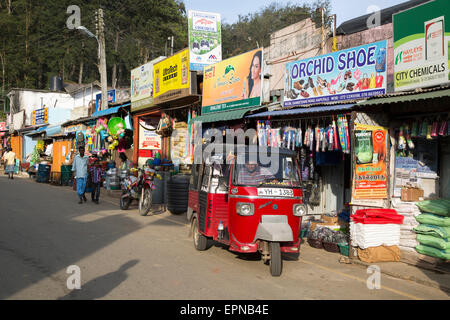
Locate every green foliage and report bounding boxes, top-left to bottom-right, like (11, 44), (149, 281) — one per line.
(0, 0), (188, 91)
(221, 0), (331, 59)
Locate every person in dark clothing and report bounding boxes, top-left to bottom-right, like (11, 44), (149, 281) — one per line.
(89, 160), (104, 204)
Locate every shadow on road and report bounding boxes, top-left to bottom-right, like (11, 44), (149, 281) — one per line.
(59, 260), (139, 300)
(0, 177), (144, 299)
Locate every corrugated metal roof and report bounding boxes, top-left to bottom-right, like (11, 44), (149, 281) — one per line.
(189, 106), (266, 124)
(246, 103), (355, 119)
(357, 86), (450, 106)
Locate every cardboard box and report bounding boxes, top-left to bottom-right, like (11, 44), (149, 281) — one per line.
(401, 187), (424, 202)
(321, 215), (339, 224)
(311, 222), (342, 232)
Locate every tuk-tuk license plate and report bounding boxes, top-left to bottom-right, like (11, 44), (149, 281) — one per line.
(257, 188), (294, 197)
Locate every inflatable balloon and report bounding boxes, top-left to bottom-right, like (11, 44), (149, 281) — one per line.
(108, 117), (127, 136)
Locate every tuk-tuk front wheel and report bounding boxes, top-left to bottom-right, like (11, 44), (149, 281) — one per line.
(192, 217), (209, 251)
(269, 242), (282, 277)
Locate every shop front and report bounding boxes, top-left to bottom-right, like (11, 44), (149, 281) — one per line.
(355, 87), (450, 263)
(130, 57), (166, 167)
(151, 48), (201, 169)
(243, 40), (390, 258)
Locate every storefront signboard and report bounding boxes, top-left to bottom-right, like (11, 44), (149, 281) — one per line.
(153, 49), (190, 105)
(139, 121), (161, 152)
(352, 123), (388, 199)
(202, 48), (263, 113)
(131, 57), (166, 112)
(64, 124), (86, 134)
(188, 10), (222, 72)
(393, 0), (450, 91)
(284, 41), (387, 107)
(32, 107), (48, 126)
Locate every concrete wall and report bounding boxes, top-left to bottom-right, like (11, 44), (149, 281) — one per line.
(15, 90), (75, 126)
(264, 18), (328, 93)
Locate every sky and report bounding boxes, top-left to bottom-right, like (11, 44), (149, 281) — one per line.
(182, 0), (408, 26)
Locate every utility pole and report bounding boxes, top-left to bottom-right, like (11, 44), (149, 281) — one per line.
(95, 8), (108, 111)
(321, 7), (325, 55)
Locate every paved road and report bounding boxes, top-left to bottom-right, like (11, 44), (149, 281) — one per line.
(0, 176), (448, 300)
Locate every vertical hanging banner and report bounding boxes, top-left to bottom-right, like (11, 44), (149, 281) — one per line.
(188, 10), (222, 72)
(352, 123), (388, 199)
(284, 41), (387, 107)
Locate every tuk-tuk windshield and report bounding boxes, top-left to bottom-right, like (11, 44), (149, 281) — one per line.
(234, 153), (301, 188)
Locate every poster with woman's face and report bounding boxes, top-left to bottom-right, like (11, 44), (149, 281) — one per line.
(202, 48), (263, 113)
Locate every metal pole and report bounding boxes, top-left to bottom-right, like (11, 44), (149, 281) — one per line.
(97, 8), (108, 111)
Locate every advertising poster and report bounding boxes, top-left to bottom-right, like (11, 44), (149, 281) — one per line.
(284, 41), (387, 107)
(188, 10), (222, 71)
(153, 49), (190, 104)
(0, 122), (5, 137)
(353, 123), (388, 199)
(202, 48), (263, 113)
(130, 56), (166, 111)
(393, 0), (450, 91)
(96, 90), (116, 112)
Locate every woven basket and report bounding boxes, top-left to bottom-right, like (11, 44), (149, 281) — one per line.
(323, 241), (340, 253)
(307, 238), (323, 249)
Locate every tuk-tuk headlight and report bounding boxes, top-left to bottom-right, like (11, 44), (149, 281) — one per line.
(237, 203), (255, 216)
(293, 204), (307, 216)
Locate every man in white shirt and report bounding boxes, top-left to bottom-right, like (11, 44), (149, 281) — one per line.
(72, 147), (89, 204)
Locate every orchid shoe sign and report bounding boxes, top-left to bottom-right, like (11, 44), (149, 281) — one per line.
(284, 41), (387, 107)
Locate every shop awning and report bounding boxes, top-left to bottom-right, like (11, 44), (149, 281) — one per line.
(356, 88), (450, 106)
(46, 125), (62, 137)
(91, 105), (128, 118)
(26, 125), (49, 136)
(189, 106), (266, 124)
(246, 103), (355, 119)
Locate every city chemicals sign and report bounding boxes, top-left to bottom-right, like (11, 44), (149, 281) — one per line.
(393, 0), (450, 91)
(284, 41), (387, 107)
(188, 10), (222, 72)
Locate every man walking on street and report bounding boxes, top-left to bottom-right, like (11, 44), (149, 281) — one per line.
(72, 146), (89, 204)
(2, 147), (16, 179)
(89, 159), (104, 204)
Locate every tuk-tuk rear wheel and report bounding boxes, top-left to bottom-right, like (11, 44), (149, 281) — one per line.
(269, 242), (282, 277)
(192, 217), (209, 251)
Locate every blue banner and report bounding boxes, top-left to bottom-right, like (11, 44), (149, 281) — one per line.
(284, 41), (387, 107)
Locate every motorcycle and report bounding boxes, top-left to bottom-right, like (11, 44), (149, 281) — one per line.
(138, 166), (162, 216)
(120, 168), (142, 211)
(120, 166), (162, 216)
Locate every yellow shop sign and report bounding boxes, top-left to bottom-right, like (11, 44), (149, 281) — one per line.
(153, 49), (190, 104)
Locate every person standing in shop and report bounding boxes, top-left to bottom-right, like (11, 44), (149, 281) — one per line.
(72, 146), (89, 204)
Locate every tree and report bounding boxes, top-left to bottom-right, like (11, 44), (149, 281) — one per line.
(221, 0), (331, 59)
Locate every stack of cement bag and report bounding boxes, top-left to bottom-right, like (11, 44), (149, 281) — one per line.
(391, 199), (421, 253)
(414, 199), (450, 261)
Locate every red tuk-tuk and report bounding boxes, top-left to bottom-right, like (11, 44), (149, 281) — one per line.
(187, 144), (308, 276)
